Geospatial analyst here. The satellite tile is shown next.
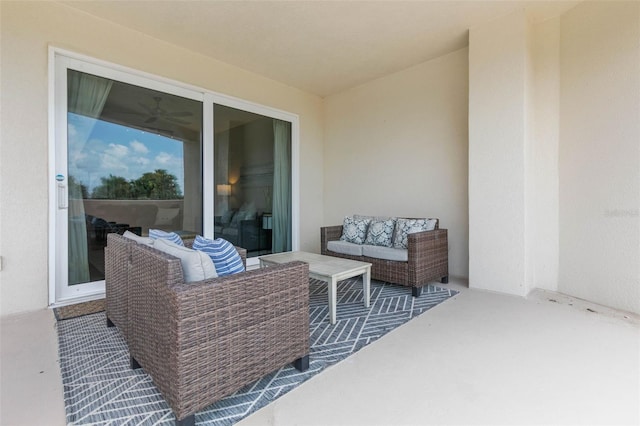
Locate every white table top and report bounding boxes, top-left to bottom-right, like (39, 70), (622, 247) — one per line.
(259, 251), (371, 278)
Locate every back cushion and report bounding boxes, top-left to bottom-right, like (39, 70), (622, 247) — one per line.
(153, 238), (217, 282)
(339, 216), (371, 245)
(122, 230), (154, 246)
(364, 218), (396, 247)
(393, 218), (437, 249)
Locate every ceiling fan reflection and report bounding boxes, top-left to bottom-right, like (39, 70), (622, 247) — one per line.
(139, 96), (192, 125)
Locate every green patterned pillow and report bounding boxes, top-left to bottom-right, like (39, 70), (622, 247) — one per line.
(393, 218), (437, 249)
(340, 216), (371, 245)
(364, 219), (396, 247)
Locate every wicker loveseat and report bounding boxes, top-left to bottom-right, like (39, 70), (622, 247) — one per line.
(105, 233), (310, 426)
(321, 217), (448, 297)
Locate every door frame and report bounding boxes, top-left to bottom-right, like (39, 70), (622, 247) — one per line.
(48, 47), (300, 307)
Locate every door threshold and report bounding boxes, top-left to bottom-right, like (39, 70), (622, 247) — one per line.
(49, 292), (105, 309)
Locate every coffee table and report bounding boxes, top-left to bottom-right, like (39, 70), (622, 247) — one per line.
(259, 251), (371, 325)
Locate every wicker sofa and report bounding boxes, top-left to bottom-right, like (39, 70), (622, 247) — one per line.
(105, 233), (310, 426)
(321, 218), (448, 297)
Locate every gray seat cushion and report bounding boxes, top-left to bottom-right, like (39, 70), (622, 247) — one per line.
(327, 240), (364, 256)
(362, 244), (408, 262)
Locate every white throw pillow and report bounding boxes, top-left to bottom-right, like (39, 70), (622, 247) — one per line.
(122, 230), (154, 246)
(154, 238), (218, 282)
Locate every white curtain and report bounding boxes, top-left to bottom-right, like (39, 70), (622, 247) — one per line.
(272, 119), (291, 253)
(67, 71), (113, 285)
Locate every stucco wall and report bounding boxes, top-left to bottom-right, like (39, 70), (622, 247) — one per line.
(531, 17), (560, 292)
(468, 2), (639, 313)
(559, 1), (640, 313)
(0, 1), (324, 315)
(323, 48), (469, 279)
(468, 10), (529, 296)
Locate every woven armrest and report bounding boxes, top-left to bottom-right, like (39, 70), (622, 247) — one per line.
(407, 228), (447, 258)
(407, 228), (448, 284)
(170, 261), (308, 324)
(320, 225), (343, 254)
(105, 233), (135, 340)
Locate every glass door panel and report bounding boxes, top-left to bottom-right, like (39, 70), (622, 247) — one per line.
(213, 104), (292, 259)
(56, 64), (203, 302)
(52, 52), (297, 305)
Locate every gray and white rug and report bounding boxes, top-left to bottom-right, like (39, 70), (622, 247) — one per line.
(57, 279), (457, 425)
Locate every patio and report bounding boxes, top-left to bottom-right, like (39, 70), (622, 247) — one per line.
(1, 1), (639, 424)
(2, 277), (638, 425)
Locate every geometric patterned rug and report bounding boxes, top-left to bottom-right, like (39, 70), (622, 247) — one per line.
(57, 278), (457, 425)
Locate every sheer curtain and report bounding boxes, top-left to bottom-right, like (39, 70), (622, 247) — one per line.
(215, 130), (230, 215)
(272, 119), (291, 253)
(67, 71), (113, 284)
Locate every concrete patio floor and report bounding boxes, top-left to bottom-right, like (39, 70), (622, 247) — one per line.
(1, 277), (638, 425)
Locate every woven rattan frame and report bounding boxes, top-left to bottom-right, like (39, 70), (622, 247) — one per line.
(321, 218), (448, 291)
(106, 234), (309, 422)
(105, 234), (248, 342)
(105, 234), (134, 340)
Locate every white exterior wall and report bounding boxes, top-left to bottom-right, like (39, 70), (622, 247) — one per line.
(468, 10), (530, 296)
(531, 18), (561, 292)
(559, 1), (640, 314)
(324, 49), (470, 278)
(468, 2), (639, 314)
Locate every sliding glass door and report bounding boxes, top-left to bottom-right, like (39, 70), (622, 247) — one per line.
(53, 55), (204, 304)
(51, 50), (298, 305)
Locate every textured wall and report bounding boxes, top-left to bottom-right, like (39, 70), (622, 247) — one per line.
(324, 49), (469, 278)
(559, 1), (640, 314)
(468, 10), (529, 295)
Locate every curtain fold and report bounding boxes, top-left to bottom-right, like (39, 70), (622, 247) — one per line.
(67, 71), (113, 285)
(272, 119), (291, 253)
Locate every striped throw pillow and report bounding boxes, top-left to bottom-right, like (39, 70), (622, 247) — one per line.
(192, 236), (245, 276)
(149, 229), (184, 246)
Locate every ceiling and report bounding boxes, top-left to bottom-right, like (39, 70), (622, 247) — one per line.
(60, 0), (579, 98)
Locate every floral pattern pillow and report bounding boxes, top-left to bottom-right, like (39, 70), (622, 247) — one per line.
(393, 218), (437, 249)
(364, 219), (396, 247)
(340, 216), (371, 244)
